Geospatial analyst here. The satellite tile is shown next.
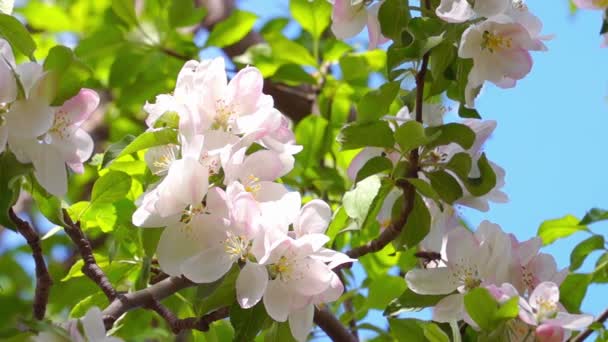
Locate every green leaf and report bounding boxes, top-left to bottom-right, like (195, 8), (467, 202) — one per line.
(458, 105), (481, 119)
(570, 235), (605, 271)
(20, 2), (70, 32)
(368, 275), (407, 309)
(592, 252), (608, 283)
(394, 120), (436, 153)
(464, 287), (499, 331)
(378, 0), (411, 41)
(206, 10), (257, 48)
(111, 0), (138, 26)
(0, 151), (31, 229)
(423, 323), (450, 342)
(338, 120), (395, 150)
(91, 171), (132, 205)
(43, 45), (91, 105)
(197, 266), (239, 314)
(0, 13), (36, 59)
(264, 322), (297, 342)
(580, 208), (608, 225)
(289, 0), (332, 39)
(430, 41), (456, 80)
(425, 171), (463, 204)
(264, 31), (317, 66)
(117, 128), (178, 159)
(537, 215), (587, 246)
(494, 296), (520, 322)
(406, 178), (442, 207)
(389, 318), (425, 340)
(326, 206), (349, 245)
(444, 152), (496, 197)
(355, 156), (394, 183)
(339, 50), (386, 81)
(559, 273), (592, 313)
(101, 135), (136, 168)
(425, 123), (476, 150)
(169, 0), (207, 28)
(397, 193), (431, 249)
(70, 292), (108, 318)
(343, 175), (382, 223)
(272, 64), (317, 86)
(357, 82), (400, 122)
(230, 302), (268, 341)
(141, 228), (163, 257)
(295, 115), (329, 170)
(27, 177), (65, 226)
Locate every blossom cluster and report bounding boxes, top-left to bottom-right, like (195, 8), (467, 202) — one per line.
(405, 218), (593, 341)
(132, 58), (353, 341)
(0, 39), (98, 196)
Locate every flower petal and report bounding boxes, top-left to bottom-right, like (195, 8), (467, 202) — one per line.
(82, 307), (106, 341)
(288, 304), (314, 342)
(237, 262), (268, 309)
(181, 245), (235, 283)
(432, 294), (465, 323)
(405, 268), (459, 295)
(264, 279), (292, 322)
(294, 199), (332, 237)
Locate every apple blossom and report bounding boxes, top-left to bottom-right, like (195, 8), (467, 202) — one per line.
(330, 0), (388, 49)
(459, 19), (545, 108)
(436, 0), (510, 23)
(572, 0), (608, 9)
(519, 282), (594, 339)
(0, 39), (17, 106)
(510, 236), (568, 294)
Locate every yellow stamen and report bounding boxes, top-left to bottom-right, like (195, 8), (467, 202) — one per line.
(481, 30), (513, 53)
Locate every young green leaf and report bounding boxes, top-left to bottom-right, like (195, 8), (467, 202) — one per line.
(464, 287), (499, 331)
(343, 175), (382, 223)
(0, 151), (31, 229)
(230, 302), (269, 341)
(378, 0), (411, 41)
(537, 214), (587, 246)
(206, 10), (257, 48)
(570, 235), (605, 271)
(168, 0), (208, 28)
(425, 123), (476, 150)
(357, 81), (400, 122)
(338, 120), (395, 150)
(355, 156), (394, 183)
(559, 273), (592, 313)
(397, 193), (431, 249)
(394, 120), (436, 153)
(111, 0), (138, 26)
(0, 13), (36, 60)
(580, 208), (608, 225)
(425, 170), (463, 204)
(289, 0), (332, 39)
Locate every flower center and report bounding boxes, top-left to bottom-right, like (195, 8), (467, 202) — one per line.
(270, 255), (296, 281)
(452, 261), (482, 291)
(211, 99), (235, 131)
(481, 30), (513, 53)
(222, 231), (250, 261)
(48, 109), (71, 139)
(180, 203), (205, 223)
(244, 175), (261, 194)
(535, 297), (558, 321)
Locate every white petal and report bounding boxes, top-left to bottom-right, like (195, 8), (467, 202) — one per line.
(236, 262), (268, 309)
(529, 282), (560, 311)
(264, 279), (291, 322)
(545, 312), (594, 331)
(294, 199), (331, 237)
(288, 304), (314, 342)
(405, 268), (459, 295)
(436, 0), (474, 23)
(157, 222), (205, 277)
(82, 307), (106, 341)
(181, 245), (234, 283)
(290, 259), (332, 296)
(432, 294), (465, 322)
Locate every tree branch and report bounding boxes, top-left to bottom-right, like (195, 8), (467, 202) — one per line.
(9, 208), (52, 320)
(147, 300), (229, 334)
(62, 209), (117, 301)
(572, 308), (608, 342)
(314, 308), (358, 342)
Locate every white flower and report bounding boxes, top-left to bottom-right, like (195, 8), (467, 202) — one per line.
(436, 0), (510, 23)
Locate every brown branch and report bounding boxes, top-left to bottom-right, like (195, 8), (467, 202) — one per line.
(101, 275), (195, 329)
(314, 308), (358, 342)
(8, 209), (52, 320)
(344, 44), (431, 261)
(147, 300), (229, 333)
(61, 209), (117, 301)
(572, 308), (608, 342)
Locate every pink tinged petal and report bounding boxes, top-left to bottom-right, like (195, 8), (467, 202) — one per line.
(294, 199), (332, 236)
(15, 62), (44, 96)
(157, 158), (209, 216)
(445, 227), (480, 264)
(181, 245), (235, 283)
(237, 262), (268, 309)
(347, 147), (385, 180)
(544, 312), (594, 331)
(331, 0), (367, 39)
(315, 272), (345, 303)
(291, 259), (333, 296)
(0, 49), (16, 103)
(405, 268), (459, 295)
(6, 96), (55, 139)
(82, 307), (107, 341)
(572, 0), (604, 9)
(242, 149), (290, 181)
(529, 282), (560, 311)
(60, 89), (99, 126)
(295, 233), (330, 252)
(206, 186), (229, 217)
(64, 129), (94, 171)
(264, 279), (292, 322)
(436, 0), (475, 23)
(473, 0), (509, 18)
(432, 293), (465, 323)
(157, 221), (207, 277)
(288, 304), (314, 342)
(30, 146), (68, 196)
(227, 67), (265, 115)
(495, 49), (533, 83)
(366, 3), (386, 49)
(535, 324), (565, 342)
(517, 237), (542, 266)
(518, 298), (538, 326)
(463, 119), (497, 155)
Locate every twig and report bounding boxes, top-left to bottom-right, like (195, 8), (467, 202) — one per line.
(314, 308), (358, 342)
(101, 275), (195, 329)
(147, 300), (230, 333)
(572, 308), (608, 342)
(61, 209), (117, 301)
(8, 209), (52, 320)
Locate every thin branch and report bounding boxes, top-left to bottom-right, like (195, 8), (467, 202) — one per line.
(147, 300), (229, 334)
(572, 308), (608, 342)
(314, 308), (358, 342)
(101, 275), (195, 329)
(61, 209), (117, 301)
(9, 208), (52, 320)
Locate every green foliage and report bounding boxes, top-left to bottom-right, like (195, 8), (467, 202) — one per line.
(570, 235), (605, 271)
(0, 151), (31, 229)
(355, 156), (393, 183)
(426, 170), (463, 204)
(394, 120), (438, 153)
(169, 0), (207, 28)
(230, 302), (269, 341)
(580, 208), (608, 225)
(289, 0), (332, 39)
(368, 275), (407, 309)
(0, 13), (36, 59)
(445, 153), (496, 196)
(396, 193), (431, 249)
(389, 318), (448, 342)
(560, 273), (592, 313)
(111, 0), (138, 27)
(207, 10), (257, 48)
(537, 214), (588, 245)
(338, 120), (395, 150)
(464, 288), (519, 331)
(43, 45), (92, 105)
(425, 123), (476, 150)
(357, 81), (400, 122)
(343, 175), (382, 223)
(378, 0), (411, 41)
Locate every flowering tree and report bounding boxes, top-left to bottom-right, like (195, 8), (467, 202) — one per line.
(0, 0), (606, 341)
